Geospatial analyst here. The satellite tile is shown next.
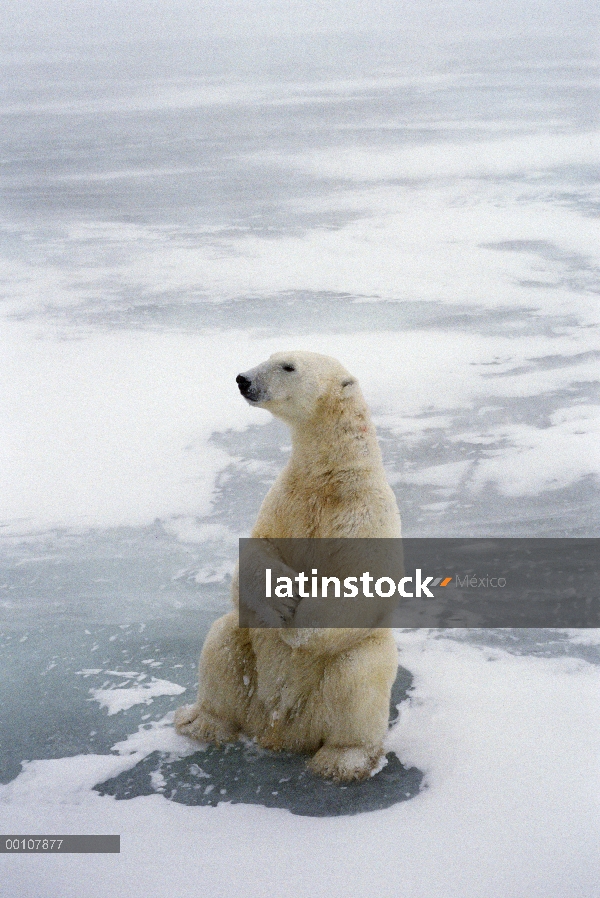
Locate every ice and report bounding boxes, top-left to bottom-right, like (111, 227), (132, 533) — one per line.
(89, 678), (186, 716)
(1, 12), (599, 898)
(1, 637), (599, 898)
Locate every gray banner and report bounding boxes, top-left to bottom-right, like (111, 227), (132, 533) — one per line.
(1, 836), (120, 853)
(238, 538), (600, 628)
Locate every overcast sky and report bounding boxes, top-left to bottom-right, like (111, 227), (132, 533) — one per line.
(1, 0), (597, 44)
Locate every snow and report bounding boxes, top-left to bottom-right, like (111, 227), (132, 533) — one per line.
(2, 324), (599, 532)
(1, 12), (599, 898)
(89, 679), (186, 716)
(1, 634), (599, 898)
(0, 327), (255, 530)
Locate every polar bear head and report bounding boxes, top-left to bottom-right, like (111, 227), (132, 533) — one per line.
(236, 351), (358, 425)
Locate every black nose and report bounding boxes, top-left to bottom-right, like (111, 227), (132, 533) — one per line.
(236, 374), (251, 392)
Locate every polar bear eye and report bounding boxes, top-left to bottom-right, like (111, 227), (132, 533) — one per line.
(281, 364), (296, 372)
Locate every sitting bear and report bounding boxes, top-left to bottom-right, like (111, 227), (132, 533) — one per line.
(175, 351), (401, 781)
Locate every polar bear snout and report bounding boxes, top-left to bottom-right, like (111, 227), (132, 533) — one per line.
(236, 373), (251, 394)
(236, 371), (264, 403)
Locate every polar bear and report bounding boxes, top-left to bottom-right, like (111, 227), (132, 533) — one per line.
(175, 351), (401, 781)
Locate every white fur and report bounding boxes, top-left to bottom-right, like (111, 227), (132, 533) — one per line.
(175, 352), (400, 781)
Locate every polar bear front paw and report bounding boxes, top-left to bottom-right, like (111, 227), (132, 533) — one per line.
(174, 703), (239, 746)
(307, 745), (384, 782)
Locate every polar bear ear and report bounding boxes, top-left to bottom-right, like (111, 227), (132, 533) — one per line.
(341, 378), (355, 388)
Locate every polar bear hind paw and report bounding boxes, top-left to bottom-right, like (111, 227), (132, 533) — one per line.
(307, 745), (384, 782)
(174, 703), (239, 746)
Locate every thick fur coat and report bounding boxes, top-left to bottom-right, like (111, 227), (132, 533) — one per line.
(175, 351), (401, 780)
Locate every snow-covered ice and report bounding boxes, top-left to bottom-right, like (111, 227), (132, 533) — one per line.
(2, 634), (599, 898)
(1, 6), (599, 897)
(89, 678), (186, 716)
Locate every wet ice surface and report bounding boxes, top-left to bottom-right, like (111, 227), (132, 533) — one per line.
(0, 513), (427, 811)
(94, 669), (423, 817)
(1, 21), (600, 897)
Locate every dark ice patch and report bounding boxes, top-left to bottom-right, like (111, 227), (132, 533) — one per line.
(481, 240), (600, 296)
(11, 291), (580, 338)
(479, 350), (600, 378)
(95, 666), (424, 817)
